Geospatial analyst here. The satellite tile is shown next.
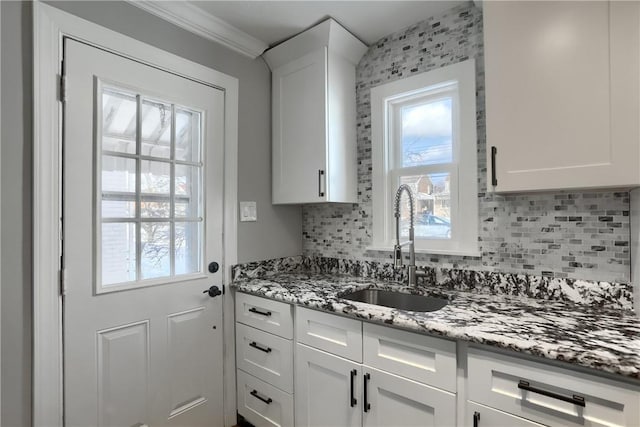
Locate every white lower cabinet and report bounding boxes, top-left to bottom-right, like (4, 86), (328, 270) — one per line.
(237, 370), (294, 427)
(467, 347), (640, 427)
(294, 309), (457, 427)
(295, 343), (456, 427)
(236, 323), (294, 393)
(364, 366), (456, 427)
(235, 293), (295, 427)
(236, 294), (640, 427)
(466, 402), (546, 427)
(295, 343), (361, 427)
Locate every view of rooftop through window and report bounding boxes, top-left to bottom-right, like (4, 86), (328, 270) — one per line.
(398, 96), (453, 239)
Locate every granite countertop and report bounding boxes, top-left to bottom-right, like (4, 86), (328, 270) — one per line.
(231, 272), (640, 381)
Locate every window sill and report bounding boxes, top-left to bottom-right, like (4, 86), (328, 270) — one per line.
(366, 245), (482, 258)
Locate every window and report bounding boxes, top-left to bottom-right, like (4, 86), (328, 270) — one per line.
(371, 60), (478, 255)
(98, 84), (204, 290)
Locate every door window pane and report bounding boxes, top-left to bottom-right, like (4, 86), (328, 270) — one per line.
(175, 108), (201, 163)
(401, 98), (453, 167)
(141, 222), (171, 279)
(97, 84), (205, 288)
(175, 165), (199, 196)
(102, 88), (137, 154)
(102, 200), (135, 218)
(175, 165), (201, 218)
(175, 222), (201, 275)
(399, 173), (451, 240)
(140, 198), (171, 219)
(102, 223), (137, 285)
(141, 99), (172, 158)
(141, 160), (170, 194)
(102, 156), (136, 193)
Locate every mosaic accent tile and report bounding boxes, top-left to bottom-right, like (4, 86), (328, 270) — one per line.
(232, 256), (634, 310)
(301, 2), (631, 284)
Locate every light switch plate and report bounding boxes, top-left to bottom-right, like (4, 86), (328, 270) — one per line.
(239, 201), (257, 222)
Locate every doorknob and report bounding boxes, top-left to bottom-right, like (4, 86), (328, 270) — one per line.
(208, 261), (219, 273)
(203, 285), (222, 298)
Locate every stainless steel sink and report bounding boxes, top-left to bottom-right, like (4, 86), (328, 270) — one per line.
(340, 289), (448, 312)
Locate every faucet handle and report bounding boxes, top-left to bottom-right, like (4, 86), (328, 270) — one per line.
(393, 245), (403, 267)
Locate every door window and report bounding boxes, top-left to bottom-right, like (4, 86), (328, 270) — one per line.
(99, 85), (203, 289)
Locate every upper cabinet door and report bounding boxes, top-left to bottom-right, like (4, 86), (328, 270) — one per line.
(272, 48), (328, 204)
(484, 1), (640, 192)
(266, 18), (366, 204)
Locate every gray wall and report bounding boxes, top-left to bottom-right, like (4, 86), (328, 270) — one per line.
(302, 2), (631, 284)
(1, 2), (33, 426)
(1, 2), (302, 425)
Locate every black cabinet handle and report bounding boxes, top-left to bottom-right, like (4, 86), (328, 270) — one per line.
(250, 389), (273, 405)
(363, 373), (371, 412)
(350, 369), (357, 407)
(473, 411), (480, 427)
(249, 341), (272, 353)
(491, 146), (497, 186)
(518, 380), (585, 407)
(318, 169), (325, 197)
(248, 307), (271, 317)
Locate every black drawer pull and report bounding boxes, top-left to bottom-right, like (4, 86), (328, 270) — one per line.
(350, 369), (357, 407)
(250, 389), (273, 405)
(491, 146), (498, 186)
(249, 341), (272, 353)
(473, 411), (480, 427)
(248, 307), (271, 317)
(518, 380), (586, 407)
(363, 373), (371, 412)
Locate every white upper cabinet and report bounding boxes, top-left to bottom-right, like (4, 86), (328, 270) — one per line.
(484, 1), (640, 192)
(264, 19), (367, 204)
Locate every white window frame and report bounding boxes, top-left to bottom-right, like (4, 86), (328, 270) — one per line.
(96, 82), (206, 293)
(370, 59), (479, 256)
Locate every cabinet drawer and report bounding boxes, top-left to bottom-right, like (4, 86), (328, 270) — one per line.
(236, 323), (293, 393)
(296, 307), (362, 362)
(363, 323), (457, 392)
(236, 292), (293, 339)
(466, 401), (546, 427)
(237, 370), (294, 427)
(468, 347), (640, 427)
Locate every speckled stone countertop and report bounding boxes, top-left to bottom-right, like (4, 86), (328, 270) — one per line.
(232, 272), (640, 381)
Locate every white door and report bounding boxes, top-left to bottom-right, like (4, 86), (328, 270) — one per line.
(63, 39), (225, 427)
(295, 343), (362, 427)
(363, 367), (456, 427)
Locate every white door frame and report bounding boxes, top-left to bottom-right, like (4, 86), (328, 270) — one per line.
(33, 3), (239, 426)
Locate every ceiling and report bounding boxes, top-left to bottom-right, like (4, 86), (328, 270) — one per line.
(194, 1), (466, 47)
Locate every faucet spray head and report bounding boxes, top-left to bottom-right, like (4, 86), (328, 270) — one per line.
(393, 245), (403, 267)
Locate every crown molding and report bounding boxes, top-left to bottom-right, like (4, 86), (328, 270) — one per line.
(128, 0), (269, 59)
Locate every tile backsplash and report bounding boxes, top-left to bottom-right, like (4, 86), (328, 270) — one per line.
(302, 2), (631, 283)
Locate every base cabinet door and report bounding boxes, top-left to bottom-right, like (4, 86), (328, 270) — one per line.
(466, 402), (546, 427)
(295, 343), (362, 427)
(363, 366), (457, 427)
